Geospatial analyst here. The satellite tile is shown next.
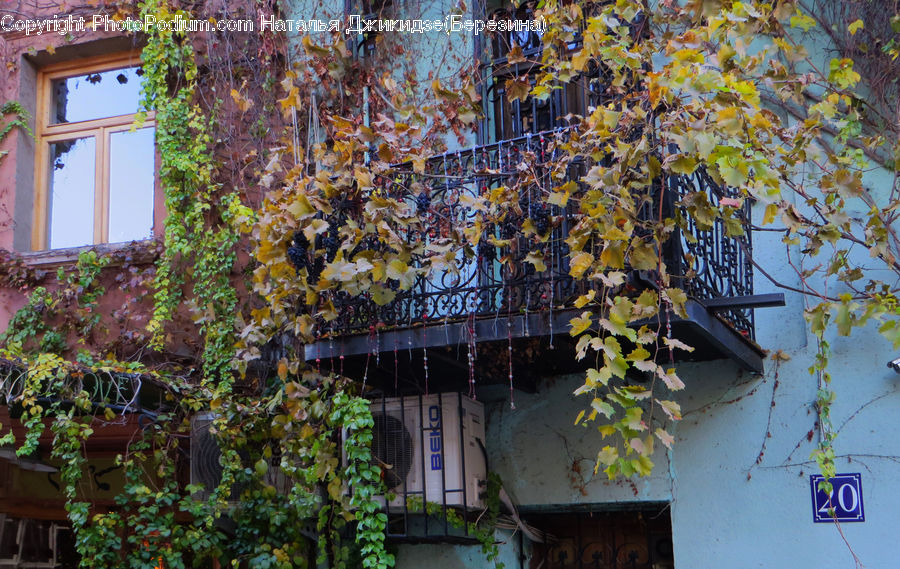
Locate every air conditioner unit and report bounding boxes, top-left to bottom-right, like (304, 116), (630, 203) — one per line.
(190, 413), (319, 540)
(363, 393), (486, 512)
(190, 412), (292, 500)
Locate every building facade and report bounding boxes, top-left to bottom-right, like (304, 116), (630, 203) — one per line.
(0, 0), (898, 568)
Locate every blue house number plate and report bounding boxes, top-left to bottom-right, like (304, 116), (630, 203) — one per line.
(810, 473), (864, 523)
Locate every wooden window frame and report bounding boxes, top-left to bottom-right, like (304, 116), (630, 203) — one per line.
(32, 52), (157, 251)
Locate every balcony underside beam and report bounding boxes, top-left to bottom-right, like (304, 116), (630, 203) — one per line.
(304, 299), (766, 394)
(701, 293), (785, 311)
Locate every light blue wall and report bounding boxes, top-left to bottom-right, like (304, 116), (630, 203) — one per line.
(394, 531), (523, 569)
(663, 199), (900, 568)
(283, 0), (478, 152)
(484, 385), (672, 507)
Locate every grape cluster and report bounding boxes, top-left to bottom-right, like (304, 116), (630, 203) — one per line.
(500, 220), (518, 240)
(287, 232), (310, 273)
(529, 203), (551, 236)
(308, 257), (324, 285)
(518, 193), (530, 213)
(416, 192), (431, 212)
(351, 234), (385, 258)
(478, 240), (496, 262)
(321, 225), (340, 262)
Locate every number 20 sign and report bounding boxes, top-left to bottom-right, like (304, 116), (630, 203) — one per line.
(810, 473), (865, 523)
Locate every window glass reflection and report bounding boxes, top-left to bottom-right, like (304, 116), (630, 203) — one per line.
(48, 137), (95, 249)
(51, 66), (143, 124)
(109, 128), (155, 243)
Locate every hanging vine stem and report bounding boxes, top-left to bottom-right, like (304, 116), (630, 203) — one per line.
(140, 0), (241, 390)
(802, 269), (864, 567)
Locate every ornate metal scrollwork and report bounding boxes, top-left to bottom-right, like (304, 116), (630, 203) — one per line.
(319, 130), (754, 340)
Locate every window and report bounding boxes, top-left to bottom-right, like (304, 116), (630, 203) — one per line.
(526, 508), (674, 569)
(346, 0), (394, 59)
(0, 515), (78, 568)
(32, 53), (157, 251)
(480, 2), (618, 143)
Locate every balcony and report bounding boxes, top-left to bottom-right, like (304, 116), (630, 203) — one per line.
(303, 130), (778, 395)
(302, 5), (781, 394)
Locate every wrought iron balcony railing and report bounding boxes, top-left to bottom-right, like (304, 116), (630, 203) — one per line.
(303, 2), (773, 389)
(315, 129), (755, 343)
